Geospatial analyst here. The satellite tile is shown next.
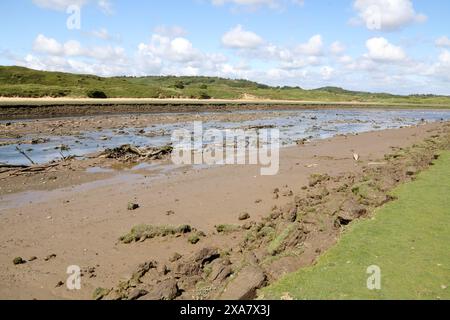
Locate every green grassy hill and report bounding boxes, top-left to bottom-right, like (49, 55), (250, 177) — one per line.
(1, 66), (450, 105)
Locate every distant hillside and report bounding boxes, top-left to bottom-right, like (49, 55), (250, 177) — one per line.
(1, 66), (449, 105)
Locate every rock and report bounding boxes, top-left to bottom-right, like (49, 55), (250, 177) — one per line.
(44, 254), (57, 261)
(239, 212), (250, 221)
(128, 288), (148, 300)
(193, 247), (220, 266)
(335, 213), (353, 227)
(406, 166), (418, 176)
(169, 253), (182, 263)
(139, 279), (180, 300)
(308, 174), (330, 187)
(28, 256), (38, 262)
(281, 189), (294, 197)
(242, 222), (254, 230)
(13, 257), (26, 265)
(127, 202), (140, 211)
(56, 281), (65, 288)
(157, 264), (170, 276)
(283, 204), (298, 222)
(220, 266), (266, 300)
(255, 199), (263, 204)
(209, 260), (233, 284)
(130, 261), (157, 285)
(175, 262), (202, 276)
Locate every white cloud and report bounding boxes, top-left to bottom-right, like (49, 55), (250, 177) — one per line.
(365, 37), (406, 62)
(33, 0), (112, 13)
(138, 35), (202, 63)
(211, 0), (304, 11)
(32, 34), (125, 61)
(320, 66), (334, 80)
(212, 0), (279, 10)
(352, 0), (427, 31)
(222, 25), (264, 49)
(154, 25), (187, 38)
(436, 36), (450, 48)
(97, 0), (113, 14)
(32, 0), (86, 11)
(295, 35), (323, 56)
(330, 41), (346, 55)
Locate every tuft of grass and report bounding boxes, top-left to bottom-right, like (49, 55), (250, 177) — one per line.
(267, 224), (298, 256)
(92, 287), (111, 300)
(215, 224), (241, 234)
(261, 152), (450, 300)
(119, 224), (192, 243)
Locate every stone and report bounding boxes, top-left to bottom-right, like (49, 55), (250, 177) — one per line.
(128, 288), (148, 300)
(44, 254), (57, 261)
(209, 261), (233, 284)
(139, 279), (180, 300)
(283, 204), (298, 222)
(127, 202), (140, 211)
(220, 266), (266, 300)
(169, 253), (182, 263)
(238, 212), (250, 221)
(193, 247), (220, 266)
(13, 257), (26, 265)
(406, 166), (418, 176)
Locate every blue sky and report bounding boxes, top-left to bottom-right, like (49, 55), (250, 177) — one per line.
(1, 0), (450, 94)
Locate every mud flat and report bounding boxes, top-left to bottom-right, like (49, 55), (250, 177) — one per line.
(0, 121), (449, 300)
(1, 98), (450, 120)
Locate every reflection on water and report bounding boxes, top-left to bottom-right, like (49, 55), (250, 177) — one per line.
(1, 109), (450, 166)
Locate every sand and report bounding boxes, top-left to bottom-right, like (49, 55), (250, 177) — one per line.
(0, 121), (448, 299)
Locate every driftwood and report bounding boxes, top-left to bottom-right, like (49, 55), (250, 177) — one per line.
(0, 163), (59, 177)
(15, 146), (36, 165)
(100, 144), (173, 161)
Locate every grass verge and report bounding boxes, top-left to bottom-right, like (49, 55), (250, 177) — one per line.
(261, 152), (450, 300)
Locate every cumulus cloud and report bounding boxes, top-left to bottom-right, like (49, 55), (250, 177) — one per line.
(33, 34), (126, 61)
(154, 25), (187, 38)
(352, 0), (427, 31)
(222, 25), (264, 49)
(211, 0), (304, 11)
(32, 0), (86, 10)
(33, 0), (112, 13)
(436, 36), (450, 48)
(365, 37), (406, 62)
(330, 41), (346, 55)
(295, 35), (323, 56)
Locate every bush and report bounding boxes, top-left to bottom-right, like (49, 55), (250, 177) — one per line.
(87, 90), (108, 99)
(200, 84), (208, 90)
(174, 81), (185, 89)
(199, 92), (211, 100)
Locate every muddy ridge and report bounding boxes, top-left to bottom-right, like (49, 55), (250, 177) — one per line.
(1, 101), (446, 120)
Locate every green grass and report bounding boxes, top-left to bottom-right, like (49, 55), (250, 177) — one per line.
(1, 65), (450, 106)
(261, 152), (450, 300)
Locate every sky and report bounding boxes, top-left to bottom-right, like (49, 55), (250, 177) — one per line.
(0, 0), (449, 95)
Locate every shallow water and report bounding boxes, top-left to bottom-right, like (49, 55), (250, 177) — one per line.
(1, 109), (450, 166)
